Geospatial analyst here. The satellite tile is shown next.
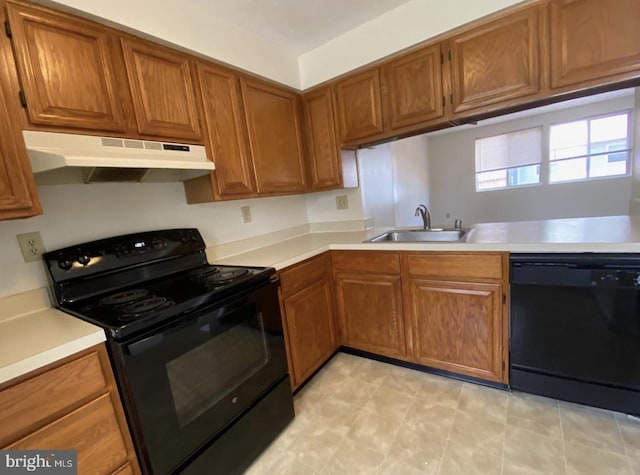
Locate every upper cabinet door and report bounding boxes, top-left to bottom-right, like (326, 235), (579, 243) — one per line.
(6, 2), (127, 132)
(549, 0), (640, 89)
(333, 69), (384, 143)
(195, 63), (255, 198)
(240, 78), (306, 195)
(381, 44), (445, 130)
(303, 87), (342, 191)
(120, 37), (202, 141)
(449, 7), (540, 116)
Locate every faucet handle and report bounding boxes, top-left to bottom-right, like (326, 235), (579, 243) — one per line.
(454, 219), (463, 229)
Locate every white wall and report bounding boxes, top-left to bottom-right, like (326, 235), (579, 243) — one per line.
(358, 145), (396, 227)
(47, 0), (300, 88)
(298, 0), (524, 88)
(0, 183), (309, 298)
(427, 95), (635, 225)
(391, 135), (430, 226)
(305, 187), (366, 223)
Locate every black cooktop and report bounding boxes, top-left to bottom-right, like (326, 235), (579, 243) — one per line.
(62, 264), (274, 339)
(43, 229), (276, 340)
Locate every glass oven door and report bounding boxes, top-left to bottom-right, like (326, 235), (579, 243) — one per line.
(113, 279), (287, 475)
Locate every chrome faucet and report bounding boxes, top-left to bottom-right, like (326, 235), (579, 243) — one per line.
(415, 204), (431, 230)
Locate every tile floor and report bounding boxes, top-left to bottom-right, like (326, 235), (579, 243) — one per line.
(245, 352), (640, 475)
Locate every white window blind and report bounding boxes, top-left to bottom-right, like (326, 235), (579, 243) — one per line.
(475, 127), (542, 172)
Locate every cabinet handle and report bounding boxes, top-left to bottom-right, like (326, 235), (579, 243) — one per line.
(19, 91), (27, 108)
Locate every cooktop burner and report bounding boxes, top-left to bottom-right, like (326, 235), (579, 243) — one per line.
(120, 297), (175, 321)
(100, 289), (150, 306)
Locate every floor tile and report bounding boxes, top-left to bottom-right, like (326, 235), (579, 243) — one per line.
(403, 400), (456, 434)
(364, 383), (415, 416)
(380, 364), (425, 396)
(388, 423), (445, 473)
(415, 373), (463, 409)
(346, 407), (405, 454)
(502, 425), (566, 475)
(439, 438), (502, 475)
(560, 403), (626, 454)
(322, 375), (375, 407)
(351, 357), (392, 387)
(507, 391), (562, 439)
(616, 414), (640, 459)
(457, 383), (508, 424)
(280, 422), (343, 471)
(379, 456), (434, 475)
(321, 437), (385, 475)
(305, 397), (364, 436)
(565, 441), (633, 475)
(448, 409), (505, 457)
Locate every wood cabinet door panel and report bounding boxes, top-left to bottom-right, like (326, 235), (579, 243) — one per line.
(303, 87), (342, 191)
(240, 78), (306, 194)
(279, 253), (327, 297)
(0, 350), (106, 447)
(333, 69), (384, 143)
(382, 45), (445, 130)
(335, 273), (405, 358)
(407, 279), (503, 382)
(8, 393), (130, 474)
(550, 0), (640, 89)
(284, 279), (337, 386)
(196, 63), (255, 197)
(450, 7), (540, 115)
(121, 37), (201, 140)
(7, 2), (126, 132)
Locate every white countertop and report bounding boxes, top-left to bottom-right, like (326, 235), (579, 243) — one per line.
(0, 288), (105, 385)
(212, 215), (640, 269)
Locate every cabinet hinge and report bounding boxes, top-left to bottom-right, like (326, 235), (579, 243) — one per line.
(450, 93), (453, 105)
(4, 20), (11, 38)
(502, 293), (506, 304)
(448, 50), (452, 61)
(442, 96), (445, 107)
(440, 52), (444, 65)
(18, 90), (26, 108)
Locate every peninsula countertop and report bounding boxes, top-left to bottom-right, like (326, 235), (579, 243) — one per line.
(211, 215), (640, 269)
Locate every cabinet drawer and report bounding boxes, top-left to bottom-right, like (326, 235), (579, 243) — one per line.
(279, 253), (327, 296)
(332, 251), (400, 274)
(8, 393), (129, 475)
(404, 253), (504, 281)
(0, 350), (107, 446)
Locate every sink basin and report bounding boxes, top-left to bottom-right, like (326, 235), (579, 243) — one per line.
(366, 228), (468, 243)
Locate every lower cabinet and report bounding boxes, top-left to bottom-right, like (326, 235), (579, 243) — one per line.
(332, 251), (406, 359)
(402, 252), (508, 383)
(0, 344), (141, 475)
(279, 253), (338, 390)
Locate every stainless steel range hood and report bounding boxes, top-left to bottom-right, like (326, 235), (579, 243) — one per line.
(23, 130), (215, 185)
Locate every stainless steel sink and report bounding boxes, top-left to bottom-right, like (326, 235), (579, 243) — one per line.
(366, 228), (468, 243)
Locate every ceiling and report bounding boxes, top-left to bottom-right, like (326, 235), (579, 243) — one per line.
(188, 0), (416, 55)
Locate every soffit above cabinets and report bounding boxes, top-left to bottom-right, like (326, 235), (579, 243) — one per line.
(186, 0), (415, 55)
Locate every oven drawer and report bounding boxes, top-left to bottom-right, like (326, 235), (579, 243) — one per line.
(0, 350), (107, 447)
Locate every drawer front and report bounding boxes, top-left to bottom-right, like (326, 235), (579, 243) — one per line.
(8, 393), (129, 475)
(279, 253), (327, 296)
(404, 253), (504, 281)
(0, 350), (108, 446)
(332, 251), (400, 274)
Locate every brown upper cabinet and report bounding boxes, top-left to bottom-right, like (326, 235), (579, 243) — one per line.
(195, 62), (255, 198)
(6, 1), (128, 132)
(549, 0), (640, 90)
(381, 44), (446, 130)
(333, 68), (384, 144)
(302, 86), (343, 191)
(120, 37), (202, 141)
(447, 5), (541, 116)
(239, 78), (307, 195)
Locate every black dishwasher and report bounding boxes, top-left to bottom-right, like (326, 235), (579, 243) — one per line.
(510, 253), (640, 415)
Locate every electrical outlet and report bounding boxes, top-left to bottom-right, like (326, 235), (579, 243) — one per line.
(335, 195), (349, 210)
(17, 231), (45, 263)
(241, 206), (252, 223)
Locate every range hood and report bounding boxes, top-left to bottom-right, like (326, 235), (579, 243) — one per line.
(23, 130), (215, 185)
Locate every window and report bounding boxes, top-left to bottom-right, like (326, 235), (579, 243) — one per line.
(475, 127), (542, 191)
(549, 112), (631, 183)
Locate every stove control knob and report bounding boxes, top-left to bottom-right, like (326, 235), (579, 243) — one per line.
(77, 255), (91, 266)
(58, 260), (73, 270)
